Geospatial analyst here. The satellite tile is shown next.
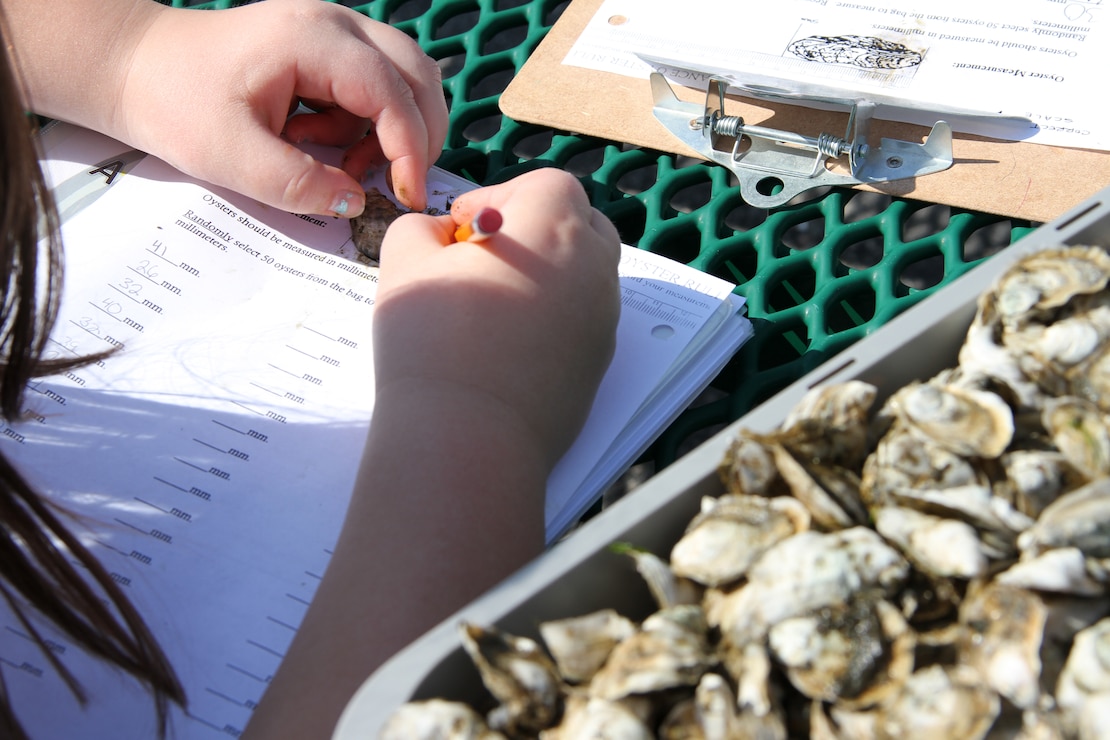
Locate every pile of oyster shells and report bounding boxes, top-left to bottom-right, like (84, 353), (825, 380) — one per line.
(379, 245), (1110, 739)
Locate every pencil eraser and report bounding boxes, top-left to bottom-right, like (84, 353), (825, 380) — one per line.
(475, 208), (503, 235)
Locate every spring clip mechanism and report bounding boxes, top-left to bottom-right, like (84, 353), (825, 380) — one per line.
(651, 73), (954, 208)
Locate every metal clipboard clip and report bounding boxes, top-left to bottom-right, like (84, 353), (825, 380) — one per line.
(650, 72), (954, 209)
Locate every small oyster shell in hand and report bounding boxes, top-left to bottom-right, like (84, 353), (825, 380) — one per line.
(349, 188), (405, 263)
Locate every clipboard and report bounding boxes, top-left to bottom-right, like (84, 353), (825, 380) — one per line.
(501, 0), (1110, 223)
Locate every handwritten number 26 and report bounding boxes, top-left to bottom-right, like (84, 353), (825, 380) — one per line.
(135, 260), (158, 279)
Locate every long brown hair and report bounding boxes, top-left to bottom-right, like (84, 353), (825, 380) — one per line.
(0, 16), (186, 739)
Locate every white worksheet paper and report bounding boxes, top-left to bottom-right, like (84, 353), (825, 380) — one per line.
(0, 126), (748, 738)
(1, 126), (393, 739)
(566, 0), (1108, 150)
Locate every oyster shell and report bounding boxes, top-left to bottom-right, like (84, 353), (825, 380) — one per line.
(718, 381), (877, 503)
(958, 582), (1047, 709)
(960, 246), (1110, 410)
(708, 527), (910, 649)
(718, 434), (780, 496)
(1021, 308), (1110, 370)
(873, 665), (1000, 740)
(767, 594), (914, 708)
(776, 379), (878, 467)
(538, 609), (636, 685)
(1055, 617), (1110, 739)
(1069, 334), (1110, 413)
(958, 314), (1043, 410)
(588, 604), (713, 701)
(994, 246), (1110, 325)
(770, 443), (868, 531)
(733, 641), (776, 717)
(618, 546), (702, 610)
(996, 547), (1106, 597)
(378, 699), (507, 740)
(810, 699), (878, 740)
(459, 622), (562, 736)
(540, 695), (653, 740)
(669, 494), (809, 587)
(1017, 477), (1110, 558)
(886, 483), (1033, 554)
(349, 188), (405, 263)
(860, 422), (987, 509)
(659, 671), (787, 740)
(884, 380), (1014, 459)
(1040, 396), (1110, 479)
(874, 505), (988, 579)
(996, 448), (1082, 520)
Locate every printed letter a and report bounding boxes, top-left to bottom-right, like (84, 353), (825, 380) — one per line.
(89, 160), (125, 185)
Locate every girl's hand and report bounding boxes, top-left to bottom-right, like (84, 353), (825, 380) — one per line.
(373, 167), (622, 465)
(72, 0), (447, 217)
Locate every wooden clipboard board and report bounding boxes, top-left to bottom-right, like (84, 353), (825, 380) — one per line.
(501, 0), (1110, 223)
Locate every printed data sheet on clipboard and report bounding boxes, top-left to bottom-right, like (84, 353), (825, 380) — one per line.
(565, 0), (1108, 151)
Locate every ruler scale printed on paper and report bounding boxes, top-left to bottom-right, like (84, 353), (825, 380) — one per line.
(620, 287), (704, 330)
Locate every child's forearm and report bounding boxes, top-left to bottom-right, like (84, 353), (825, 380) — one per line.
(243, 381), (549, 739)
(1, 0), (165, 133)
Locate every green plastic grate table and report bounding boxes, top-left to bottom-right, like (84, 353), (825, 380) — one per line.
(168, 0), (1036, 472)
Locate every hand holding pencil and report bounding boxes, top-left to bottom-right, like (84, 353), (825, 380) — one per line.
(373, 168), (621, 453)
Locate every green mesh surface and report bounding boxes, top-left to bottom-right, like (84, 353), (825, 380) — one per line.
(166, 0), (1037, 469)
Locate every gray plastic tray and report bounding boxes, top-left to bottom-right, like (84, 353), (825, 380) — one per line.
(333, 184), (1110, 739)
